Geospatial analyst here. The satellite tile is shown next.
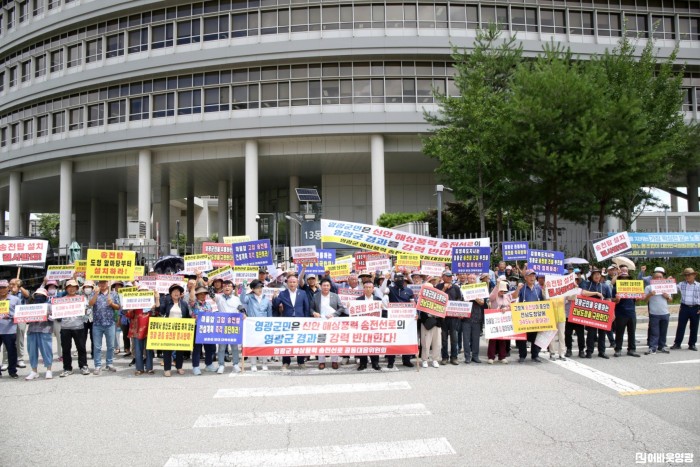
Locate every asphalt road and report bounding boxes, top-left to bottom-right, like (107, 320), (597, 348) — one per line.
(2, 320), (698, 467)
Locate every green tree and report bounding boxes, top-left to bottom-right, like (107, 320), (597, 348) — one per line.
(36, 213), (60, 247)
(423, 25), (523, 237)
(377, 212), (427, 228)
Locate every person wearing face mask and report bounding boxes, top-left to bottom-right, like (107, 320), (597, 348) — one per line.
(81, 281), (95, 359)
(381, 271), (416, 368)
(24, 288), (54, 380)
(59, 280), (91, 377)
(45, 280), (63, 365)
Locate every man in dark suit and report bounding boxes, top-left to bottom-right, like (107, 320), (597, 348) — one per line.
(272, 275), (311, 371)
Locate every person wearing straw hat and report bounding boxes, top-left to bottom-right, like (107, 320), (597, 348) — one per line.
(672, 268), (700, 351)
(59, 279), (91, 377)
(189, 285), (216, 376)
(159, 283), (191, 376)
(24, 288), (54, 380)
(515, 269), (545, 363)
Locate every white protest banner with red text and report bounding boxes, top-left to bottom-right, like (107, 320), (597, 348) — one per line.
(386, 303), (416, 320)
(545, 273), (581, 298)
(593, 231), (632, 262)
(14, 304), (49, 323)
(484, 309), (526, 340)
(445, 300), (472, 318)
(337, 289), (363, 307)
(348, 300), (383, 317)
(650, 279), (677, 295)
(51, 296), (87, 319)
(0, 239), (48, 266)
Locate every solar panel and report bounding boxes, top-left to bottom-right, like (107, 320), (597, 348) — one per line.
(295, 188), (321, 202)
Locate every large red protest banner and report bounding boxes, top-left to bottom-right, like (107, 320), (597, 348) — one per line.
(567, 295), (616, 331)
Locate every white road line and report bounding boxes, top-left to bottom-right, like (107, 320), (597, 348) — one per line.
(546, 358), (646, 393)
(214, 381), (411, 398)
(165, 437), (455, 467)
(659, 359), (700, 365)
(194, 403), (430, 428)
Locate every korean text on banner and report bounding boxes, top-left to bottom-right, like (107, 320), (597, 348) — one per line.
(223, 236), (251, 244)
(483, 309), (526, 340)
(183, 254), (213, 273)
(502, 242), (529, 261)
(233, 267), (258, 284)
(545, 273), (581, 298)
(73, 260), (87, 277)
(527, 249), (565, 276)
(136, 277), (156, 291)
(46, 265), (75, 282)
(50, 296), (86, 319)
(416, 285), (448, 318)
(202, 242), (235, 267)
(337, 289), (363, 307)
(86, 249), (136, 281)
(446, 300), (473, 318)
(328, 263), (350, 282)
(534, 329), (558, 349)
(650, 279), (677, 295)
(567, 295), (616, 331)
(0, 239), (48, 266)
(291, 246), (318, 265)
(386, 302), (416, 319)
(626, 232), (700, 258)
(354, 252), (387, 271)
(510, 300), (557, 333)
(0, 301), (8, 315)
(232, 239), (273, 267)
(121, 291), (155, 310)
(348, 300), (382, 317)
(365, 257), (392, 273)
(241, 317), (419, 357)
(262, 287), (279, 301)
(208, 266), (234, 283)
(335, 255), (354, 265)
(615, 280), (645, 299)
(420, 260), (445, 277)
(155, 275), (187, 295)
(593, 231), (632, 262)
(396, 254), (421, 268)
(297, 249), (335, 275)
(146, 317), (196, 351)
(322, 219), (489, 262)
(451, 247), (491, 274)
(195, 312), (243, 345)
(460, 283), (490, 301)
(13, 304), (49, 323)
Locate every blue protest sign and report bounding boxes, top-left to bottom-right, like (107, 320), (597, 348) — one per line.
(626, 232), (700, 258)
(297, 248), (336, 275)
(527, 249), (565, 275)
(502, 241), (529, 261)
(232, 239), (273, 266)
(195, 312), (243, 345)
(451, 247), (491, 274)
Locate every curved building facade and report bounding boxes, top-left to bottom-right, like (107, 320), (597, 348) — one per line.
(0, 0), (698, 251)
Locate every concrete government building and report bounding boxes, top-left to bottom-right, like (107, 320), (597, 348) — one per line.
(0, 0), (698, 254)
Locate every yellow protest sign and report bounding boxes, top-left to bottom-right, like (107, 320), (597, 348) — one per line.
(119, 286), (138, 295)
(615, 280), (645, 299)
(86, 249), (136, 281)
(146, 317), (195, 351)
(328, 263), (351, 281)
(74, 260), (87, 273)
(0, 300), (9, 315)
(396, 253), (421, 268)
(223, 236), (251, 244)
(510, 300), (557, 333)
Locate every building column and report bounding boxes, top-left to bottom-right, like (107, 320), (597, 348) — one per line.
(0, 201), (5, 235)
(370, 134), (386, 223)
(20, 212), (29, 236)
(117, 191), (127, 238)
(90, 197), (98, 246)
(138, 150), (152, 239)
(9, 172), (21, 236)
(59, 161), (72, 253)
(289, 175), (300, 247)
(670, 192), (678, 212)
(688, 170), (699, 213)
(245, 140), (259, 240)
(160, 184), (170, 248)
(218, 180), (228, 240)
(187, 181), (195, 246)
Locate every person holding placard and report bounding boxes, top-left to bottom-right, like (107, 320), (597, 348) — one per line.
(189, 286), (217, 376)
(89, 280), (121, 374)
(0, 280), (21, 379)
(59, 280), (90, 377)
(461, 274), (485, 364)
(8, 279), (29, 369)
(487, 280), (516, 364)
(311, 278), (348, 370)
(672, 268), (700, 351)
(126, 286), (159, 375)
(436, 271), (464, 366)
(579, 268), (612, 360)
(24, 288), (54, 380)
(356, 281), (386, 371)
(612, 267), (641, 358)
(643, 270), (672, 355)
(159, 283), (192, 376)
(44, 280), (64, 364)
(381, 272), (416, 368)
(516, 270), (544, 363)
(239, 279), (272, 372)
(81, 280), (95, 360)
(215, 279), (245, 374)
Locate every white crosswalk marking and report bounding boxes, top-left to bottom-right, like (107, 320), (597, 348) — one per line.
(165, 437), (456, 466)
(194, 403), (430, 427)
(214, 381), (411, 398)
(547, 358), (645, 393)
(659, 359), (700, 365)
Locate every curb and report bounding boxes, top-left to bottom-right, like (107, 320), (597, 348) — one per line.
(636, 315), (678, 323)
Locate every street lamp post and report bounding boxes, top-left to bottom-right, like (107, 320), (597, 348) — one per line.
(435, 184), (452, 239)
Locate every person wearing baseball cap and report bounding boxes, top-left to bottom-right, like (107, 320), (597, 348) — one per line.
(611, 267), (641, 358)
(188, 286), (216, 376)
(24, 288), (54, 380)
(643, 269), (672, 355)
(579, 267), (612, 360)
(215, 277), (244, 374)
(672, 268), (699, 351)
(0, 280), (21, 379)
(514, 269), (545, 363)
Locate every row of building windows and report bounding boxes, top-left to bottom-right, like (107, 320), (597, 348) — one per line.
(0, 0), (80, 34)
(1, 2), (698, 94)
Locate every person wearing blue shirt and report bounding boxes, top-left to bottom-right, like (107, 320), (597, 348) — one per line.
(515, 270), (545, 363)
(612, 267), (641, 357)
(579, 268), (612, 359)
